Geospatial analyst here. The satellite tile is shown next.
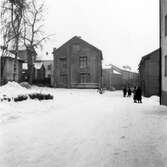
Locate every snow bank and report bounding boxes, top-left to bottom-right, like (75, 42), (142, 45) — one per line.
(0, 81), (31, 98)
(149, 95), (160, 103)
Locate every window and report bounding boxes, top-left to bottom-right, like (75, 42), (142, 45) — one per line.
(72, 44), (80, 53)
(60, 74), (67, 84)
(60, 58), (67, 69)
(165, 15), (167, 36)
(165, 55), (167, 76)
(47, 65), (51, 70)
(80, 56), (87, 68)
(80, 73), (90, 83)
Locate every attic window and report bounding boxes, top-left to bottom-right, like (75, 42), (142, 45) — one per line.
(72, 44), (80, 53)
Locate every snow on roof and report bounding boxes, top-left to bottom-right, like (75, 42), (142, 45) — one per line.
(0, 50), (15, 58)
(113, 70), (121, 75)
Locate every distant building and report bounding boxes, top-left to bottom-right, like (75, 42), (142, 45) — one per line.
(42, 60), (54, 86)
(22, 61), (45, 84)
(139, 49), (160, 97)
(33, 62), (45, 82)
(160, 0), (167, 106)
(102, 64), (138, 90)
(102, 68), (122, 90)
(10, 49), (37, 63)
(52, 36), (103, 88)
(0, 51), (23, 85)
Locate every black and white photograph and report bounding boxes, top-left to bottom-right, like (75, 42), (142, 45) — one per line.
(0, 0), (167, 166)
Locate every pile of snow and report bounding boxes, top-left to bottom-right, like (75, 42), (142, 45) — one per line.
(143, 95), (160, 106)
(149, 95), (160, 103)
(0, 81), (31, 98)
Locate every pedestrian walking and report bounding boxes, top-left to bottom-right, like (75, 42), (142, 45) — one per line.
(136, 86), (142, 103)
(128, 87), (132, 97)
(133, 86), (137, 103)
(123, 87), (127, 97)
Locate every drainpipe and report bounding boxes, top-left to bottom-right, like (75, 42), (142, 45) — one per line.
(159, 0), (162, 105)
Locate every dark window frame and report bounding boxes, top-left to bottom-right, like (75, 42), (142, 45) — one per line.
(79, 56), (88, 68)
(59, 57), (67, 69)
(60, 74), (67, 84)
(165, 55), (167, 76)
(80, 73), (90, 83)
(165, 15), (167, 36)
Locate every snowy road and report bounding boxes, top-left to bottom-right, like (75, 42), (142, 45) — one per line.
(0, 88), (167, 167)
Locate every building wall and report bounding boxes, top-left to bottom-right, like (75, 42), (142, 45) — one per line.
(1, 57), (23, 84)
(102, 68), (138, 90)
(53, 37), (102, 88)
(42, 60), (54, 86)
(17, 50), (36, 63)
(43, 60), (53, 78)
(102, 69), (123, 90)
(161, 0), (167, 105)
(139, 49), (160, 97)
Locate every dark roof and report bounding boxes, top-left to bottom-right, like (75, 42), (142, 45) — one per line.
(139, 48), (160, 69)
(53, 36), (103, 59)
(1, 56), (24, 62)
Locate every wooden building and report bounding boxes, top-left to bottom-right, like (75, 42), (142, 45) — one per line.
(22, 61), (45, 84)
(139, 49), (160, 97)
(52, 36), (103, 88)
(160, 0), (167, 106)
(1, 55), (23, 85)
(33, 62), (45, 82)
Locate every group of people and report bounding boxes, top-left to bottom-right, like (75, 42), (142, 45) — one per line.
(123, 86), (142, 103)
(123, 87), (132, 97)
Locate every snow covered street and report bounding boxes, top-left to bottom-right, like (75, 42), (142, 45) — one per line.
(0, 87), (167, 167)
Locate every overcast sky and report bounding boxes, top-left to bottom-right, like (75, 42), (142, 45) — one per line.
(41, 0), (159, 72)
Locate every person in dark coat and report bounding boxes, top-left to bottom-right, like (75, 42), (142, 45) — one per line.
(136, 86), (142, 103)
(123, 87), (127, 97)
(133, 86), (137, 103)
(127, 87), (132, 97)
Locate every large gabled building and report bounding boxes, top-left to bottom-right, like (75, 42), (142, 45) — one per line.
(160, 0), (167, 106)
(52, 36), (103, 88)
(139, 49), (160, 97)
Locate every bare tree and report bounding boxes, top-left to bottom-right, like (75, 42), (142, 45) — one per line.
(22, 0), (48, 84)
(1, 0), (27, 81)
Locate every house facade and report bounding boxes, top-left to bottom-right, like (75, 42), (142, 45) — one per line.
(160, 0), (167, 106)
(102, 68), (122, 90)
(33, 62), (45, 82)
(139, 49), (160, 97)
(1, 56), (23, 85)
(53, 36), (103, 88)
(22, 61), (45, 84)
